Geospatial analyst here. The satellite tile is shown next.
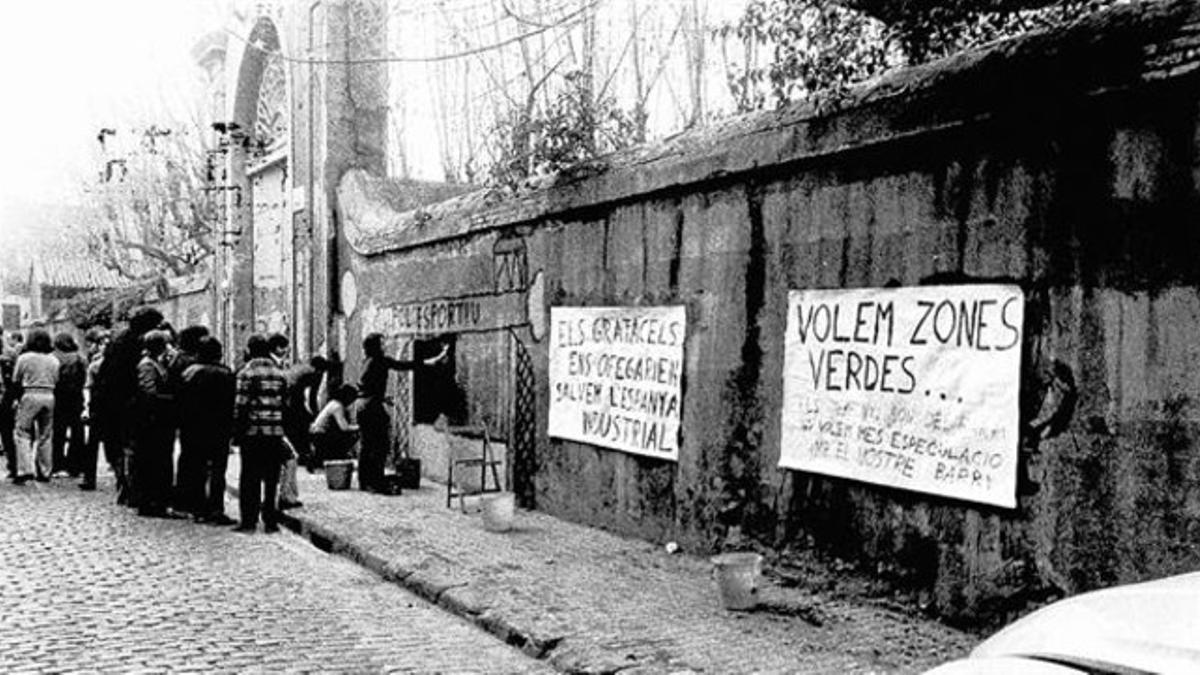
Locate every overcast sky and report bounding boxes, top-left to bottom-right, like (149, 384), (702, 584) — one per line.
(0, 0), (751, 262)
(0, 1), (223, 250)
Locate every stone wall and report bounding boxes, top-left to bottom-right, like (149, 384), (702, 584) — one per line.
(332, 0), (1200, 622)
(150, 287), (214, 334)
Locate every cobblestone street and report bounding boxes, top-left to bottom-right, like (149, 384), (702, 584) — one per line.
(0, 477), (551, 674)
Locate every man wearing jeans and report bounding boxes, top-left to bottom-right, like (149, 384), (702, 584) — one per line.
(232, 334), (289, 533)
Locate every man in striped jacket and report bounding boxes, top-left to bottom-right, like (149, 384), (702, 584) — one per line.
(232, 334), (289, 533)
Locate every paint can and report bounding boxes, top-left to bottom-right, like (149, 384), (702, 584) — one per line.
(396, 457), (421, 489)
(711, 552), (763, 611)
(482, 492), (515, 532)
(324, 460), (354, 491)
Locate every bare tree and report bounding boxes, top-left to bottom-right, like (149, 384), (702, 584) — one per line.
(82, 112), (217, 280)
(385, 0), (735, 185)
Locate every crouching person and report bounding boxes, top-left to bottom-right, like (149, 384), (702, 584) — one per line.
(310, 384), (360, 465)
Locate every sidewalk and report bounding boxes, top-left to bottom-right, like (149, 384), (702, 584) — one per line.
(226, 456), (974, 674)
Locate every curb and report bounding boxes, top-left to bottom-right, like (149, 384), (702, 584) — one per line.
(224, 483), (562, 664)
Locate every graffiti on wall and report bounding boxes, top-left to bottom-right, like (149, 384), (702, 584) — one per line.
(359, 234), (545, 506)
(779, 285), (1024, 508)
(493, 236), (527, 292)
(361, 271), (545, 340)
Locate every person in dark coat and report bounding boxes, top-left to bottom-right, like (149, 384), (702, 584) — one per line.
(134, 330), (179, 518)
(169, 325), (209, 512)
(286, 355), (330, 472)
(0, 329), (18, 480)
(266, 333), (304, 509)
(167, 325), (208, 392)
(281, 355), (329, 497)
(51, 332), (87, 477)
(356, 333), (446, 492)
(179, 336), (236, 525)
(96, 306), (164, 506)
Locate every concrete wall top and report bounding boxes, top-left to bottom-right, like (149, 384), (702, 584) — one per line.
(340, 0), (1200, 258)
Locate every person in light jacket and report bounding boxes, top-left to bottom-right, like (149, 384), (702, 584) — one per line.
(12, 329), (59, 484)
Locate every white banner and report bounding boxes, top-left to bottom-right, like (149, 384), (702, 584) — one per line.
(780, 285), (1024, 508)
(549, 306), (686, 461)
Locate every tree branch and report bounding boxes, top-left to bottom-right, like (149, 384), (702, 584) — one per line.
(113, 239), (190, 277)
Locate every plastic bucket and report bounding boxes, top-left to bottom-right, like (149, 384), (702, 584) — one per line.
(324, 460), (354, 490)
(711, 552), (763, 611)
(481, 493), (515, 532)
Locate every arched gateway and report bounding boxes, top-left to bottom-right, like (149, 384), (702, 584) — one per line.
(222, 15), (303, 356)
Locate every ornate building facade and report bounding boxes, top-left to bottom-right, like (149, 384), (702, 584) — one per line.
(200, 0), (390, 365)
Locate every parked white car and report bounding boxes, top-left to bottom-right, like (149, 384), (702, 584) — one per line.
(925, 571), (1200, 674)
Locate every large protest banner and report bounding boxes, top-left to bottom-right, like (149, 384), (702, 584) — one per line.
(779, 285), (1023, 508)
(549, 306), (686, 461)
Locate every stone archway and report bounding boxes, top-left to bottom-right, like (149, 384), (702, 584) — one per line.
(224, 15), (294, 353)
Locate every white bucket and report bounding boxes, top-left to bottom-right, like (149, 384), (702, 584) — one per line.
(482, 493), (516, 532)
(712, 552), (763, 611)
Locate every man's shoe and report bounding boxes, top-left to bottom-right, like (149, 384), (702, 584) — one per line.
(12, 475), (31, 485)
(263, 523), (281, 533)
(79, 483), (96, 491)
(34, 475), (50, 483)
(207, 514), (237, 526)
(278, 500), (303, 510)
(232, 524), (256, 533)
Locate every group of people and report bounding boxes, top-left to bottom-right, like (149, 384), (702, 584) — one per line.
(0, 329), (91, 488)
(0, 304), (447, 533)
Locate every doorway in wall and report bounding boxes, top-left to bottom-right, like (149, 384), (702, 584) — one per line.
(412, 336), (463, 425)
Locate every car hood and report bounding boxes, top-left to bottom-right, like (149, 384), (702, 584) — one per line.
(924, 655), (1089, 674)
(966, 571), (1200, 673)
